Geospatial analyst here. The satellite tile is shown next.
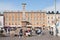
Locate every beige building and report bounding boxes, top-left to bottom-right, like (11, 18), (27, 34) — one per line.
(4, 11), (47, 28)
(47, 11), (60, 27)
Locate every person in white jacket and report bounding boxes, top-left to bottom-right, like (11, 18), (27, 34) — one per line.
(56, 21), (60, 36)
(51, 21), (56, 36)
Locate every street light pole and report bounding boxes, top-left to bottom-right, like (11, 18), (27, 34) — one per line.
(54, 0), (56, 20)
(54, 0), (57, 36)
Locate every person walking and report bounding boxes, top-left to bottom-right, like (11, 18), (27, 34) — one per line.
(35, 27), (42, 35)
(19, 29), (23, 38)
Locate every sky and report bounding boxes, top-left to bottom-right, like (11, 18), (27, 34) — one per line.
(0, 0), (60, 12)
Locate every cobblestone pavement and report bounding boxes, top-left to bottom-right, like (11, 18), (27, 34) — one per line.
(0, 30), (60, 40)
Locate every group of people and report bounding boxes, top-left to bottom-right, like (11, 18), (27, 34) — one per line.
(19, 29), (32, 38)
(49, 20), (60, 36)
(18, 21), (60, 38)
(19, 25), (60, 38)
(19, 27), (43, 38)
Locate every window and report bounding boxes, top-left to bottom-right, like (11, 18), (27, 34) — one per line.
(15, 23), (17, 25)
(40, 17), (41, 20)
(51, 21), (54, 23)
(28, 17), (29, 21)
(28, 13), (30, 21)
(43, 13), (45, 15)
(58, 17), (60, 19)
(18, 13), (20, 16)
(48, 21), (49, 23)
(18, 23), (20, 25)
(12, 23), (13, 25)
(12, 16), (14, 21)
(5, 23), (7, 25)
(18, 18), (20, 21)
(43, 18), (45, 20)
(5, 14), (8, 17)
(40, 13), (41, 15)
(51, 17), (53, 19)
(9, 23), (11, 25)
(5, 18), (8, 21)
(12, 18), (14, 21)
(12, 14), (14, 21)
(40, 22), (41, 24)
(37, 22), (38, 25)
(35, 18), (37, 21)
(48, 17), (49, 19)
(43, 22), (45, 24)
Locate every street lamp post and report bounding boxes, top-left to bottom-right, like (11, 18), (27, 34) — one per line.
(54, 0), (56, 20)
(54, 0), (57, 36)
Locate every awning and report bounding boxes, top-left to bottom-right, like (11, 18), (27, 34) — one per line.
(17, 25), (22, 27)
(26, 25), (32, 26)
(10, 25), (16, 27)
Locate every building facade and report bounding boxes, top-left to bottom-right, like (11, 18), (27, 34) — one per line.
(4, 11), (47, 28)
(47, 11), (60, 27)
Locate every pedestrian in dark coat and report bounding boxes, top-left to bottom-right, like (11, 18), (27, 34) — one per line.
(19, 29), (23, 38)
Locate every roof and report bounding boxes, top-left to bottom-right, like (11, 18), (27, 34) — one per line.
(3, 10), (46, 13)
(47, 11), (60, 14)
(47, 13), (60, 14)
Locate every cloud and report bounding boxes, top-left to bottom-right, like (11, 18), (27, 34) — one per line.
(43, 2), (60, 12)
